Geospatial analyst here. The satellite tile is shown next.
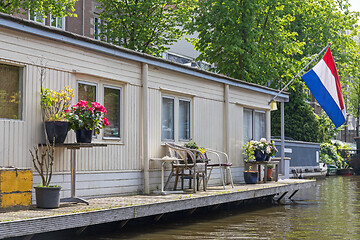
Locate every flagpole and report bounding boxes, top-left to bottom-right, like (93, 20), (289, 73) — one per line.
(268, 43), (331, 105)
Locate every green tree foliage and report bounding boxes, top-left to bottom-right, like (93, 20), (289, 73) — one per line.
(0, 0), (77, 17)
(320, 143), (347, 168)
(186, 0), (304, 86)
(271, 81), (326, 142)
(96, 0), (197, 56)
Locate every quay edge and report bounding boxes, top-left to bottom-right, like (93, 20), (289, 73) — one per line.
(0, 179), (315, 239)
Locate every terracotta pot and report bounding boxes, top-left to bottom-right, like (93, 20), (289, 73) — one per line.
(267, 168), (273, 180)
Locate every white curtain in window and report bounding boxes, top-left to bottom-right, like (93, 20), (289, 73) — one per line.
(179, 99), (190, 140)
(243, 108), (253, 143)
(254, 111), (266, 141)
(162, 97), (174, 140)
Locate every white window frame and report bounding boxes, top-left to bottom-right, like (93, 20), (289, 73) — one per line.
(161, 95), (192, 142)
(94, 17), (100, 40)
(29, 10), (45, 24)
(103, 85), (122, 140)
(50, 15), (65, 30)
(243, 108), (266, 142)
(77, 81), (97, 103)
(0, 63), (24, 121)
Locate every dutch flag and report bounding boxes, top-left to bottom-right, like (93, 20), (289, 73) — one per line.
(301, 48), (346, 128)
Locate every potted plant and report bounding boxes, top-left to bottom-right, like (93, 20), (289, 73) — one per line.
(244, 166), (258, 184)
(184, 140), (207, 162)
(41, 86), (74, 144)
(243, 138), (278, 161)
(66, 100), (109, 143)
(267, 164), (274, 181)
(29, 142), (61, 208)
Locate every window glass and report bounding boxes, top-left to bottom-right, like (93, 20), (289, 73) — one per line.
(104, 87), (121, 138)
(162, 97), (174, 140)
(179, 99), (190, 140)
(78, 82), (96, 102)
(94, 17), (100, 40)
(243, 108), (253, 143)
(51, 16), (64, 29)
(254, 111), (266, 141)
(30, 10), (45, 24)
(0, 64), (22, 120)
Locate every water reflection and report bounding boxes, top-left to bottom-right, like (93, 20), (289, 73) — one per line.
(79, 176), (360, 240)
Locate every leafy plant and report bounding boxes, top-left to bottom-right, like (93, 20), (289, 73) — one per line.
(243, 138), (278, 162)
(40, 86), (74, 121)
(320, 143), (348, 169)
(66, 100), (109, 134)
(184, 140), (198, 149)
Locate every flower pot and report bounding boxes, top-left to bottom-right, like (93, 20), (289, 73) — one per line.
(267, 168), (273, 180)
(244, 171), (258, 184)
(35, 186), (61, 209)
(45, 121), (69, 144)
(76, 129), (93, 143)
(254, 151), (270, 161)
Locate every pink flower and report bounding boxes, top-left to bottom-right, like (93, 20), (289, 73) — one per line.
(103, 117), (109, 126)
(77, 100), (88, 107)
(64, 109), (70, 114)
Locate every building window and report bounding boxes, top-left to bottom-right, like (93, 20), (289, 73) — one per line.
(179, 99), (190, 140)
(162, 96), (174, 141)
(103, 86), (121, 139)
(50, 16), (65, 29)
(94, 17), (100, 40)
(0, 64), (23, 120)
(243, 108), (266, 143)
(78, 82), (97, 102)
(161, 95), (191, 141)
(29, 10), (45, 24)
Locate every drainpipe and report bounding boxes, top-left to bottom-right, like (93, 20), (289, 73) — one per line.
(82, 0), (85, 36)
(224, 84), (230, 156)
(142, 63), (150, 194)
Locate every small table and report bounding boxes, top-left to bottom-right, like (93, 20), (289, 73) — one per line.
(150, 157), (182, 195)
(246, 160), (280, 183)
(56, 143), (107, 205)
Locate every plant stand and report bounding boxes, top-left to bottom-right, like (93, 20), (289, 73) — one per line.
(55, 143), (107, 205)
(245, 160), (280, 183)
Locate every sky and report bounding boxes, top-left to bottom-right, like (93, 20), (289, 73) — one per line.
(349, 0), (360, 11)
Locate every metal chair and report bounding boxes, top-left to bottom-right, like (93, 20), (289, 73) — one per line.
(166, 143), (207, 192)
(205, 148), (234, 189)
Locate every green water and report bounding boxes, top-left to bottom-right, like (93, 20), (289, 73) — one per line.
(81, 176), (360, 240)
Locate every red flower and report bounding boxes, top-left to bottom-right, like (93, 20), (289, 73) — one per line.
(64, 109), (70, 114)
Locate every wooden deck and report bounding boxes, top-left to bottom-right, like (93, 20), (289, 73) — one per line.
(0, 179), (315, 239)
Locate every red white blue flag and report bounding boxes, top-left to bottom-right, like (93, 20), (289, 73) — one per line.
(301, 48), (346, 128)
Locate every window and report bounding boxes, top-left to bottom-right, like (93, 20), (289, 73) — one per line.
(94, 17), (100, 40)
(243, 108), (266, 142)
(78, 82), (97, 102)
(179, 99), (190, 140)
(0, 64), (23, 120)
(51, 16), (65, 29)
(29, 10), (45, 24)
(103, 86), (121, 139)
(161, 95), (191, 141)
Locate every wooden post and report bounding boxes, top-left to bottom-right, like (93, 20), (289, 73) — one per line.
(142, 63), (150, 194)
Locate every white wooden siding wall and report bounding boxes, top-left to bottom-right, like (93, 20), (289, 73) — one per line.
(0, 28), (143, 173)
(229, 103), (244, 167)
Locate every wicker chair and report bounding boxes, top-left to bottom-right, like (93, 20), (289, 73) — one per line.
(166, 143), (207, 192)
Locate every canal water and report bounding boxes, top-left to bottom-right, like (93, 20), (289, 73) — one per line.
(75, 176), (360, 240)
